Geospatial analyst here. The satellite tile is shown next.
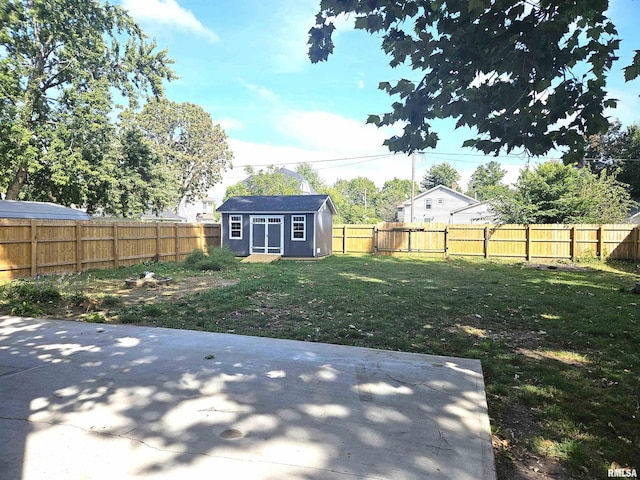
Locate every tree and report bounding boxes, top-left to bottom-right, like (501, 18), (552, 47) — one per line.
(309, 1), (638, 162)
(466, 161), (510, 200)
(127, 99), (233, 209)
(584, 122), (640, 200)
(331, 177), (380, 223)
(0, 0), (176, 202)
(295, 163), (327, 193)
(223, 166), (302, 200)
(375, 178), (417, 221)
(491, 161), (635, 224)
(420, 163), (460, 191)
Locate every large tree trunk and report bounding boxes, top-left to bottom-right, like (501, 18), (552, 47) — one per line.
(5, 167), (27, 200)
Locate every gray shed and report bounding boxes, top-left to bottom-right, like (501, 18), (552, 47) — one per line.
(0, 200), (90, 220)
(217, 195), (336, 257)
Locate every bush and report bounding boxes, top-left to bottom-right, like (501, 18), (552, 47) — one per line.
(3, 279), (62, 304)
(2, 279), (62, 316)
(184, 246), (239, 271)
(184, 248), (207, 268)
(99, 295), (122, 309)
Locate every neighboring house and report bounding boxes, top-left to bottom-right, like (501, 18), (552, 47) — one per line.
(243, 168), (318, 195)
(449, 201), (499, 224)
(0, 200), (90, 220)
(196, 197), (219, 223)
(139, 210), (187, 223)
(217, 195), (336, 257)
(397, 186), (479, 223)
(626, 207), (640, 224)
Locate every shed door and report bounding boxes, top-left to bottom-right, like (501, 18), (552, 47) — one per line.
(250, 216), (284, 255)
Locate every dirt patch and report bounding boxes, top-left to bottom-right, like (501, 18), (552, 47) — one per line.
(64, 276), (238, 320)
(523, 262), (592, 272)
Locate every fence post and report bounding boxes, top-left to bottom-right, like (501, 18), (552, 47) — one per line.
(373, 225), (378, 253)
(156, 222), (162, 261)
(75, 222), (83, 273)
(343, 225), (347, 254)
(30, 220), (37, 277)
(598, 225), (605, 260)
(526, 225), (532, 261)
(571, 225), (577, 261)
(635, 226), (640, 262)
(113, 223), (119, 268)
(175, 224), (180, 261)
(444, 225), (449, 258)
(484, 226), (489, 259)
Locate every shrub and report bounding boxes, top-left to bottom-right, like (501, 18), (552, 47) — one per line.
(3, 280), (62, 305)
(2, 279), (62, 316)
(67, 290), (89, 306)
(100, 295), (122, 309)
(184, 248), (207, 268)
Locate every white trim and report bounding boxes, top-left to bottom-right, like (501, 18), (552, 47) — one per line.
(249, 215), (284, 255)
(291, 215), (306, 241)
(229, 215), (243, 240)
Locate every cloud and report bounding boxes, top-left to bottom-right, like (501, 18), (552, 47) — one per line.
(240, 81), (280, 103)
(121, 0), (219, 43)
(276, 110), (398, 153)
(217, 118), (244, 132)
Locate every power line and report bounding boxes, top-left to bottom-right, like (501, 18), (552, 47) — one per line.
(231, 153), (401, 170)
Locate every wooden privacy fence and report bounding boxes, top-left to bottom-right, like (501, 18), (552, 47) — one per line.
(333, 223), (640, 261)
(0, 220), (221, 280)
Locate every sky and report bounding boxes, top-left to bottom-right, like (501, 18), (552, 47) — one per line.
(118, 0), (640, 213)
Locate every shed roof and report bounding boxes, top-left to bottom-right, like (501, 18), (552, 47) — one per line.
(0, 200), (90, 220)
(217, 195), (336, 214)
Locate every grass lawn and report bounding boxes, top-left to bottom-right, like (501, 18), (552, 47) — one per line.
(1, 254), (639, 479)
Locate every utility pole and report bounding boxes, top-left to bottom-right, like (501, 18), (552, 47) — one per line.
(410, 152), (416, 223)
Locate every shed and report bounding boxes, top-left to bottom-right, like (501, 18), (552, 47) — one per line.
(217, 195), (336, 257)
(0, 200), (90, 220)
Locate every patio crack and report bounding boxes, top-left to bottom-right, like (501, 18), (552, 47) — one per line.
(0, 416), (383, 478)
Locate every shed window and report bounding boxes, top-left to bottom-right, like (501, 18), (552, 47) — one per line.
(425, 199), (432, 210)
(230, 215), (242, 239)
(292, 215), (306, 241)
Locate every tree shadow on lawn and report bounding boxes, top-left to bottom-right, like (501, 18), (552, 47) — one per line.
(0, 316), (495, 480)
(245, 255), (640, 479)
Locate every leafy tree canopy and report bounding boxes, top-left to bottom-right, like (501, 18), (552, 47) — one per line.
(124, 99), (233, 209)
(330, 177), (380, 223)
(309, 0), (638, 162)
(375, 177), (418, 221)
(466, 160), (510, 200)
(223, 166), (303, 200)
(0, 0), (176, 205)
(295, 162), (327, 193)
(584, 121), (640, 200)
(491, 161), (635, 223)
(420, 162), (460, 191)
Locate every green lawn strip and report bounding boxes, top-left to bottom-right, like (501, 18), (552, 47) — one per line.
(1, 254), (638, 478)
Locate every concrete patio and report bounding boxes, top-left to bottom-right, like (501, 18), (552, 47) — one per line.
(0, 316), (496, 479)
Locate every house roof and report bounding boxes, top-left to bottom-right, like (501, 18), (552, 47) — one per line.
(626, 206), (640, 224)
(217, 195), (337, 214)
(139, 210), (187, 222)
(400, 185), (478, 207)
(0, 200), (90, 220)
(450, 201), (493, 214)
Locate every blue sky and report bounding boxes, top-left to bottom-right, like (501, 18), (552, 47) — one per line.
(119, 0), (640, 204)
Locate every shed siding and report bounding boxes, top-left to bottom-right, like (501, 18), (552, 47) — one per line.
(284, 214), (315, 257)
(222, 213), (250, 255)
(316, 204), (333, 256)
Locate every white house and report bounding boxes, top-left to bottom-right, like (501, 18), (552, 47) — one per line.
(397, 185), (495, 224)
